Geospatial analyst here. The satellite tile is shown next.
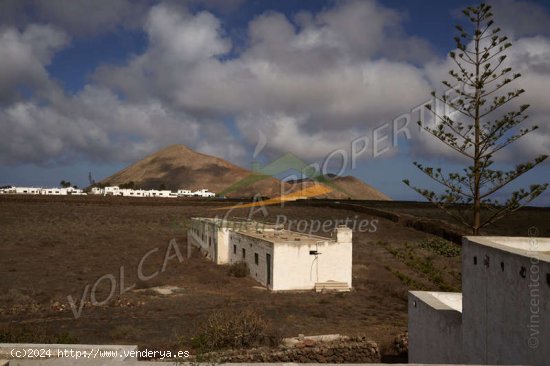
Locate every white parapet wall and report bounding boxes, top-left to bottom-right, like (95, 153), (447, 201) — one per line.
(409, 235), (550, 366)
(270, 227), (352, 291)
(462, 236), (550, 366)
(408, 291), (463, 364)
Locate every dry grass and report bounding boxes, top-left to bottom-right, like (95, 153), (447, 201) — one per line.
(0, 195), (466, 359)
(227, 261), (249, 278)
(190, 308), (281, 353)
(0, 324), (78, 344)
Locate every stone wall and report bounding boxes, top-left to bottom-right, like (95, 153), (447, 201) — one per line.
(197, 336), (380, 363)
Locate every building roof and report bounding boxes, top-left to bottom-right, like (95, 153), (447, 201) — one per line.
(410, 291), (463, 313)
(192, 217), (338, 246)
(465, 236), (550, 263)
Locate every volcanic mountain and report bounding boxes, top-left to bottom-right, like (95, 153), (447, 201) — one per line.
(99, 144), (390, 200)
(99, 144), (285, 197)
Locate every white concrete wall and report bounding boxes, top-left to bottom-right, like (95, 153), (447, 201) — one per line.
(409, 236), (550, 366)
(228, 229), (351, 291)
(41, 188), (63, 195)
(14, 187), (41, 194)
(190, 219), (229, 264)
(462, 237), (550, 366)
(188, 220), (352, 291)
(408, 291), (463, 364)
(216, 228), (230, 264)
(272, 238), (352, 291)
(229, 231), (274, 288)
(189, 219), (211, 259)
(91, 187), (103, 195)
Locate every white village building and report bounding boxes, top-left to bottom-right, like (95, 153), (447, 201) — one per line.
(1, 185), (215, 198)
(90, 186), (215, 198)
(191, 188), (216, 198)
(187, 217), (352, 291)
(409, 235), (550, 366)
(98, 186), (175, 198)
(0, 186), (85, 195)
(177, 189), (193, 197)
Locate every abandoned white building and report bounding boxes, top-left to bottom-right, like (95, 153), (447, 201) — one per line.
(409, 236), (550, 366)
(187, 217), (352, 291)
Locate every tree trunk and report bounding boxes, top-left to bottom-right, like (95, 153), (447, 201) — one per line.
(472, 14), (482, 235)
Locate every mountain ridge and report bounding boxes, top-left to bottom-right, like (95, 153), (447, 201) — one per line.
(100, 144), (391, 200)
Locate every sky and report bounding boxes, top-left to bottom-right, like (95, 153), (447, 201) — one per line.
(0, 0), (548, 206)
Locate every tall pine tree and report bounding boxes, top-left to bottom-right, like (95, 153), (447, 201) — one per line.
(403, 3), (548, 235)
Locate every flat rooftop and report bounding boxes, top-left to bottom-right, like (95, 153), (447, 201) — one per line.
(465, 236), (550, 262)
(192, 217), (337, 246)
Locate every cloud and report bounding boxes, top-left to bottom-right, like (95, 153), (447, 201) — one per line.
(0, 85), (203, 165)
(309, 0), (435, 63)
(145, 4), (231, 63)
(0, 24), (68, 104)
(0, 0), (548, 175)
(93, 4), (233, 106)
(499, 36), (550, 160)
(489, 0), (550, 37)
(0, 0), (246, 37)
(94, 1), (434, 161)
(0, 0), (150, 37)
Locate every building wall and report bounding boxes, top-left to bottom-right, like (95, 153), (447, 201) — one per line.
(188, 220), (352, 291)
(15, 187), (41, 194)
(229, 231), (274, 288)
(408, 292), (463, 364)
(462, 237), (550, 366)
(272, 238), (352, 291)
(216, 228), (230, 264)
(410, 237), (550, 366)
(190, 219), (231, 265)
(188, 228), (208, 258)
(189, 219), (215, 261)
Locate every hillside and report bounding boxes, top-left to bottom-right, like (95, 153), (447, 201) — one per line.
(287, 175), (391, 200)
(99, 144), (390, 200)
(99, 144), (284, 197)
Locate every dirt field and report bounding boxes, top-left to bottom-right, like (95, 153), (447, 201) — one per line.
(0, 195), (484, 360)
(329, 200), (550, 237)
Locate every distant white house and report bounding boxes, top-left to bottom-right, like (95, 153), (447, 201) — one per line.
(17, 187), (41, 195)
(0, 186), (15, 194)
(91, 187), (104, 195)
(146, 189), (174, 198)
(192, 189), (216, 197)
